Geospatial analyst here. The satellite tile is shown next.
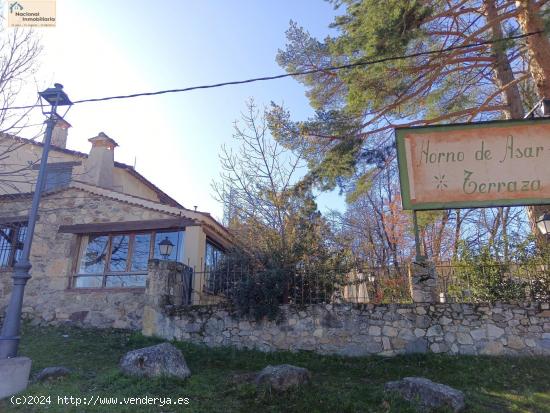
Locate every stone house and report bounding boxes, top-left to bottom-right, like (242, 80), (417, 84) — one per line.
(0, 121), (231, 329)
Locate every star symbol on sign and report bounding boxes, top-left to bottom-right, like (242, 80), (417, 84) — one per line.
(434, 174), (448, 190)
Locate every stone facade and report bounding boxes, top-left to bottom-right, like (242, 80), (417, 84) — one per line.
(142, 260), (192, 336)
(0, 186), (179, 329)
(144, 274), (550, 356)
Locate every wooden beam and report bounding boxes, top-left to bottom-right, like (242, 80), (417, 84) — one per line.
(0, 216), (31, 225)
(58, 218), (199, 234)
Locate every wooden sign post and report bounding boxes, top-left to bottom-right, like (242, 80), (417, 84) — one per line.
(396, 118), (550, 260)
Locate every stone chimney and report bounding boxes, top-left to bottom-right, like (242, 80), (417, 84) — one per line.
(83, 132), (118, 189)
(51, 118), (71, 148)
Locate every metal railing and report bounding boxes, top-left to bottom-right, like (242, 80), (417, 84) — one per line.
(183, 264), (412, 306)
(169, 261), (550, 306)
(436, 261), (550, 302)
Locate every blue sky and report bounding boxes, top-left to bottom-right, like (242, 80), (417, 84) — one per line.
(13, 0), (346, 219)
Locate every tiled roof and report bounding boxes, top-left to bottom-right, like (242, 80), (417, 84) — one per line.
(0, 181), (233, 246)
(0, 133), (183, 208)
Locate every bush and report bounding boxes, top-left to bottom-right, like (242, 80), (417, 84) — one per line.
(232, 270), (286, 320)
(452, 243), (528, 302)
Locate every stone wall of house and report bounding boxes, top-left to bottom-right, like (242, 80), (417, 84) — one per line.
(147, 301), (550, 357)
(0, 187), (179, 329)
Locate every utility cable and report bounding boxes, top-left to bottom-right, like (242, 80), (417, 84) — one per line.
(1, 30), (543, 112)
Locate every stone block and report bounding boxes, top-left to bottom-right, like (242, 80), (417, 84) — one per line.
(414, 328), (426, 337)
(458, 345), (476, 355)
(382, 326), (398, 337)
(480, 341), (504, 355)
(440, 316), (453, 325)
(405, 338), (428, 354)
(456, 332), (473, 345)
(507, 336), (525, 350)
(427, 325), (443, 337)
(415, 315), (431, 329)
(0, 357), (32, 400)
(487, 324), (505, 339)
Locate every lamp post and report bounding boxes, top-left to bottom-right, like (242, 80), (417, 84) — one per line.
(158, 237), (175, 260)
(0, 84), (72, 359)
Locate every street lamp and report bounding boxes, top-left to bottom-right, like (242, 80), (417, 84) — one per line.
(536, 213), (550, 236)
(158, 237), (174, 259)
(39, 83), (73, 107)
(0, 84), (72, 359)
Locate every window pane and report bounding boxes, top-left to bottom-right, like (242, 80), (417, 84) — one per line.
(0, 223), (27, 268)
(106, 274), (146, 288)
(153, 231), (184, 262)
(109, 235), (129, 272)
(79, 235), (109, 274)
(205, 241), (224, 270)
(13, 225), (26, 264)
(0, 226), (15, 267)
(131, 234), (151, 271)
(74, 275), (103, 288)
(44, 166), (72, 191)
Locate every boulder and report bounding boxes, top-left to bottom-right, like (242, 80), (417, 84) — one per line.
(34, 366), (71, 382)
(255, 364), (311, 392)
(119, 343), (191, 380)
(385, 377), (465, 412)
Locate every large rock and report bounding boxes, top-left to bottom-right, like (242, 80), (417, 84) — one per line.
(120, 343), (191, 380)
(385, 377), (465, 412)
(255, 364), (311, 392)
(34, 366), (71, 382)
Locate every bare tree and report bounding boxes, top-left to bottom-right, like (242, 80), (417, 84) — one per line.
(213, 99), (307, 264)
(0, 26), (44, 195)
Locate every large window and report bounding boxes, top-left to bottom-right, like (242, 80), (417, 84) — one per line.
(73, 230), (184, 289)
(204, 240), (225, 293)
(205, 240), (224, 271)
(0, 222), (27, 268)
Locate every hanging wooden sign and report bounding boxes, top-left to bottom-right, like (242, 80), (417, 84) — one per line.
(396, 118), (550, 210)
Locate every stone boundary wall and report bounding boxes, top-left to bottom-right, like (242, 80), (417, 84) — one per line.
(146, 302), (550, 357)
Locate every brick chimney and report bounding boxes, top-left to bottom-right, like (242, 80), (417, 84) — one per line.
(83, 132), (118, 189)
(51, 118), (71, 148)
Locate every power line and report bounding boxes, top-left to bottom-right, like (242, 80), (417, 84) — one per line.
(1, 30), (543, 112)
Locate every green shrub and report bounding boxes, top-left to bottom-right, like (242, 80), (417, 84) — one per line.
(232, 270), (286, 320)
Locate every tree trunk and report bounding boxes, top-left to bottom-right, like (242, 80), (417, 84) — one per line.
(452, 209), (462, 259)
(515, 0), (550, 98)
(516, 0), (550, 246)
(502, 207), (510, 261)
(432, 211), (449, 263)
(485, 0), (525, 119)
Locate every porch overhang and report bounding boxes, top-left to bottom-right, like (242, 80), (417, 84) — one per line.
(58, 217), (199, 234)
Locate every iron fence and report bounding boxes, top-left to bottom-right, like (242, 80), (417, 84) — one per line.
(436, 261), (550, 303)
(187, 264), (412, 306)
(170, 261), (550, 306)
